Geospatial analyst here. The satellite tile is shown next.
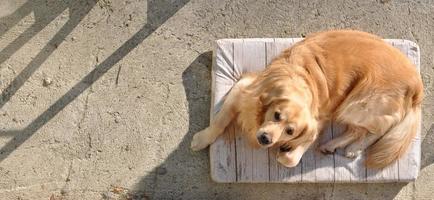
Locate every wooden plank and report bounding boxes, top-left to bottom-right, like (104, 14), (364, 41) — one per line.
(332, 123), (351, 182)
(209, 40), (237, 182)
(266, 38), (303, 182)
(212, 40), (236, 112)
(234, 39), (270, 182)
(398, 137), (421, 181)
(268, 148), (302, 182)
(333, 123), (367, 182)
(210, 122), (237, 182)
(292, 38), (304, 45)
(367, 162), (399, 182)
(235, 129), (253, 182)
(302, 111), (334, 182)
(266, 38), (293, 65)
(398, 140), (421, 181)
(301, 146), (316, 182)
(397, 39), (421, 181)
(314, 122), (335, 182)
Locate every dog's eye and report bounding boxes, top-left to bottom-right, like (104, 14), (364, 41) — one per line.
(285, 127), (294, 135)
(274, 112), (281, 121)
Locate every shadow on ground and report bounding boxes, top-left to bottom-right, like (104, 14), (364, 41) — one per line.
(132, 51), (223, 199)
(0, 0), (190, 162)
(0, 0), (96, 108)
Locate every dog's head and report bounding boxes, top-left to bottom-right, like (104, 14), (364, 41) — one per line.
(249, 66), (318, 150)
(247, 66), (319, 167)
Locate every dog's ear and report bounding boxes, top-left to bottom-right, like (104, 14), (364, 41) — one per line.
(259, 92), (272, 106)
(290, 118), (319, 147)
(304, 121), (319, 142)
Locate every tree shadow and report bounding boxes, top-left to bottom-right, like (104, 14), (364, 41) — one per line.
(0, 0), (97, 108)
(0, 0), (190, 162)
(1, 0), (34, 37)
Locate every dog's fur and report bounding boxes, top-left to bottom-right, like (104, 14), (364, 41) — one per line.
(191, 30), (423, 169)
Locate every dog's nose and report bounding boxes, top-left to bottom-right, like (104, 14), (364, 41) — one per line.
(258, 133), (272, 145)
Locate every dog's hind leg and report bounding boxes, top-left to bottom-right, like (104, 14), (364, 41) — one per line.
(319, 125), (366, 154)
(335, 94), (405, 159)
(191, 76), (255, 151)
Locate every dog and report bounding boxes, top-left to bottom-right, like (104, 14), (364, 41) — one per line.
(190, 30), (423, 169)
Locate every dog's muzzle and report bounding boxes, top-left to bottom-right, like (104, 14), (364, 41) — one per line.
(257, 132), (272, 145)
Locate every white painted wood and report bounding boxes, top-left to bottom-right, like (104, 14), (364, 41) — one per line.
(266, 38), (292, 65)
(314, 122), (335, 182)
(234, 39), (271, 182)
(366, 160), (399, 182)
(210, 38), (421, 183)
(301, 146), (316, 182)
(398, 135), (421, 181)
(235, 128), (253, 182)
(332, 123), (367, 182)
(209, 120), (237, 182)
(397, 39), (422, 181)
(209, 40), (237, 182)
(297, 123), (337, 182)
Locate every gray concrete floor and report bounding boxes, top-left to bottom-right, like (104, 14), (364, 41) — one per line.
(0, 0), (433, 199)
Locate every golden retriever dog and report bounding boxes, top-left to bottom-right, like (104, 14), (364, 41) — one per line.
(190, 30), (423, 169)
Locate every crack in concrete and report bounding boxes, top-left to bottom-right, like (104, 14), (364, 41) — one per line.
(164, 83), (170, 102)
(329, 184), (336, 200)
(115, 64), (122, 86)
(64, 161), (73, 183)
(6, 64), (16, 75)
(58, 160), (74, 196)
(412, 182), (417, 200)
(0, 181), (62, 193)
(77, 87), (94, 158)
(80, 93), (91, 145)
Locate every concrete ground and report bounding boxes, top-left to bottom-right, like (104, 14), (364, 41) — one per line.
(0, 0), (433, 199)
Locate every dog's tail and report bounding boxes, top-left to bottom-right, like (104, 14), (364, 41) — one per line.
(365, 105), (420, 169)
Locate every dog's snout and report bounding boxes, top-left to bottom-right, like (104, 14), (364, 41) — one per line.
(258, 133), (272, 145)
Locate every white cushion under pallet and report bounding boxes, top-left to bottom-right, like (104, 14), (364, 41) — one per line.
(209, 38), (421, 183)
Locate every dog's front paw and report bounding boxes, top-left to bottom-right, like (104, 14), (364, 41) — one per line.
(190, 129), (213, 151)
(277, 152), (300, 168)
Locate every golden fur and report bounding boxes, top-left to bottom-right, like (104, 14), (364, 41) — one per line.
(191, 30), (423, 169)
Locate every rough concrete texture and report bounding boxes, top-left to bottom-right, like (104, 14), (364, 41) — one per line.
(0, 0), (433, 199)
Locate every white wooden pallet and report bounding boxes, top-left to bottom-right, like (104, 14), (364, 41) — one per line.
(209, 38), (421, 183)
